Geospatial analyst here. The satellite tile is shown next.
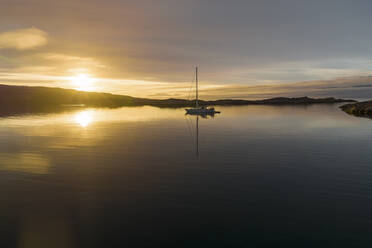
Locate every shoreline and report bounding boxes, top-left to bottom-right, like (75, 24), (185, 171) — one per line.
(0, 84), (358, 116)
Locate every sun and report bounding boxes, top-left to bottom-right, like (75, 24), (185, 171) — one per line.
(70, 73), (96, 91)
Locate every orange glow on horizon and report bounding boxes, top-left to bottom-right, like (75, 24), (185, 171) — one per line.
(70, 73), (96, 91)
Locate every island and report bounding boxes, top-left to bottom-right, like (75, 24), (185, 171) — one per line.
(340, 101), (372, 118)
(0, 84), (356, 116)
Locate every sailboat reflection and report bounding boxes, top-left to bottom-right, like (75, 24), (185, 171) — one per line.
(196, 115), (199, 157)
(186, 113), (215, 158)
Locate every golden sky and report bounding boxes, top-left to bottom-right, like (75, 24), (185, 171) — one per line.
(1, 0), (372, 99)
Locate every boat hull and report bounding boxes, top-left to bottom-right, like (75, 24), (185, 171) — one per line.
(185, 108), (220, 115)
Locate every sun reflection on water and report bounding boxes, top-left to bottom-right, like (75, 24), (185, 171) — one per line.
(74, 110), (94, 127)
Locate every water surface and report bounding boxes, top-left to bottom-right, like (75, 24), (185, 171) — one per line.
(1, 104), (372, 247)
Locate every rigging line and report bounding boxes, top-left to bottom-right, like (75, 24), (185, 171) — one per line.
(187, 72), (194, 100)
(188, 115), (195, 139)
(184, 115), (194, 140)
(186, 71), (195, 101)
(186, 116), (192, 138)
(190, 116), (196, 139)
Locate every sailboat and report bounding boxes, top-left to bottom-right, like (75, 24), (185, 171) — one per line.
(185, 67), (220, 115)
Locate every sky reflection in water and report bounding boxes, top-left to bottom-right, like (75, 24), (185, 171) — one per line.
(0, 104), (372, 247)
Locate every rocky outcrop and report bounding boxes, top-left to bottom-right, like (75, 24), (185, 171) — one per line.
(340, 101), (372, 117)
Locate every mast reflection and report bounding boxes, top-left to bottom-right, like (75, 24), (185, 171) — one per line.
(196, 115), (199, 157)
(186, 112), (216, 158)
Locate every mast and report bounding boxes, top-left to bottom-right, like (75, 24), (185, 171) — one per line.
(196, 67), (198, 108)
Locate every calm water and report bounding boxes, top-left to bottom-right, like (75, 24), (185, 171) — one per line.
(1, 104), (372, 247)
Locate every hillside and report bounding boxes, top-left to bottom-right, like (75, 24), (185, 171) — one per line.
(0, 84), (356, 116)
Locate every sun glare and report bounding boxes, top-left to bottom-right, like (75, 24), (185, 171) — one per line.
(74, 110), (94, 128)
(70, 73), (96, 91)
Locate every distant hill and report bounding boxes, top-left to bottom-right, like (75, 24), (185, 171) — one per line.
(0, 84), (356, 116)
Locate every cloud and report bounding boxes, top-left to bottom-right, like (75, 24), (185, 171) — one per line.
(0, 27), (48, 50)
(42, 53), (106, 69)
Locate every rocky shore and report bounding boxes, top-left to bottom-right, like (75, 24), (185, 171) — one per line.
(340, 101), (372, 118)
